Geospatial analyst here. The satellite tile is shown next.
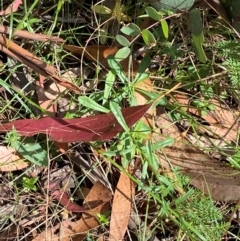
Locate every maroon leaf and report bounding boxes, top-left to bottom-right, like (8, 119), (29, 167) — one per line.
(0, 104), (151, 142)
(51, 190), (85, 213)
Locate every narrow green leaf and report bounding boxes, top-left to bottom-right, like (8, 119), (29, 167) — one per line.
(142, 161), (149, 179)
(78, 96), (109, 113)
(0, 79), (32, 114)
(115, 47), (131, 62)
(192, 35), (207, 63)
(119, 145), (136, 155)
(103, 70), (115, 104)
(134, 87), (167, 106)
(141, 29), (156, 47)
(134, 72), (150, 84)
(152, 137), (175, 151)
(189, 8), (207, 63)
(99, 22), (109, 45)
(109, 101), (129, 132)
(103, 150), (119, 156)
(145, 140), (158, 171)
(161, 19), (169, 38)
(145, 6), (160, 21)
(189, 8), (203, 35)
(116, 35), (130, 47)
(108, 56), (129, 83)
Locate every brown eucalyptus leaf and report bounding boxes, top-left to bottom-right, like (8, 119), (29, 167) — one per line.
(0, 24), (64, 42)
(156, 107), (240, 202)
(51, 190), (85, 213)
(198, 98), (240, 142)
(109, 172), (134, 241)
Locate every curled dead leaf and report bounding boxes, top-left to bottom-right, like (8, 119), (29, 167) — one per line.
(51, 190), (85, 213)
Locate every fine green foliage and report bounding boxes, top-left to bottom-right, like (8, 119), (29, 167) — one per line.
(78, 96), (110, 113)
(177, 190), (228, 240)
(215, 40), (240, 87)
(223, 58), (240, 87)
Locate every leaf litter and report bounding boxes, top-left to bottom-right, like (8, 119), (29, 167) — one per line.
(155, 106), (240, 202)
(1, 1), (240, 240)
(33, 181), (112, 241)
(0, 33), (154, 240)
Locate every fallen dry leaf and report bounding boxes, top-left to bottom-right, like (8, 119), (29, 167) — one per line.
(63, 45), (138, 72)
(0, 104), (151, 143)
(36, 76), (57, 116)
(51, 190), (85, 213)
(155, 107), (240, 202)
(0, 145), (29, 171)
(0, 35), (81, 93)
(198, 98), (240, 142)
(109, 171), (134, 241)
(0, 24), (64, 42)
(54, 141), (69, 154)
(71, 182), (112, 241)
(171, 93), (240, 142)
(32, 181), (112, 241)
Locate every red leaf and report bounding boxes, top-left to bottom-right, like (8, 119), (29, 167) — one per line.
(0, 104), (151, 142)
(51, 190), (85, 213)
(0, 0), (22, 16)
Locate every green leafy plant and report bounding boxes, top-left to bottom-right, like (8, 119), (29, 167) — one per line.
(4, 127), (21, 147)
(97, 212), (110, 226)
(22, 177), (38, 192)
